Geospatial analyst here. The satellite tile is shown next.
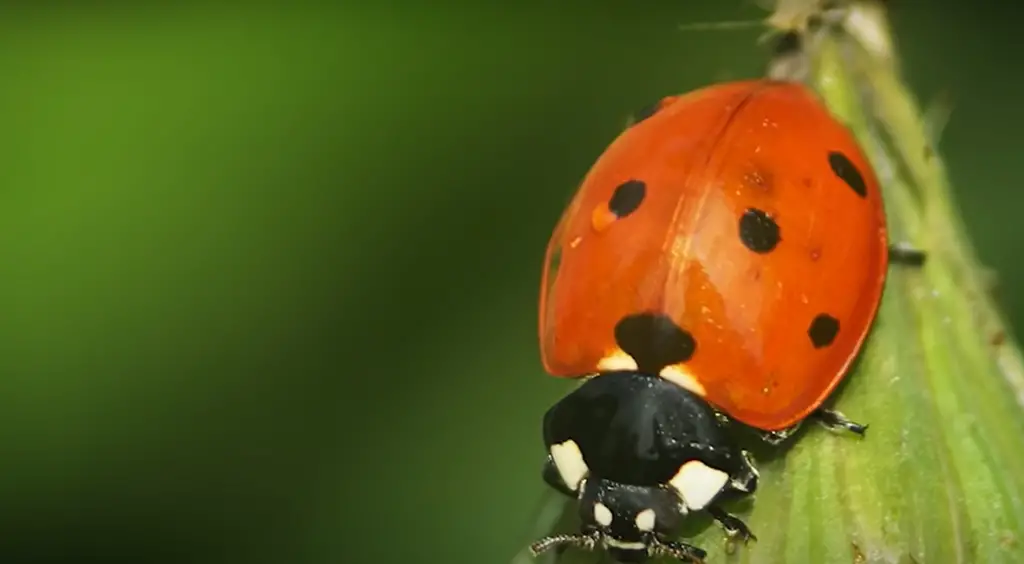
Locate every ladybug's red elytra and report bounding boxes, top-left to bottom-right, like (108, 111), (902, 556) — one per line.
(530, 79), (926, 563)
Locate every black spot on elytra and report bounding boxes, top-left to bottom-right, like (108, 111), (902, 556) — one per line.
(808, 314), (840, 348)
(609, 180), (646, 218)
(614, 313), (696, 373)
(739, 208), (781, 254)
(827, 151), (867, 198)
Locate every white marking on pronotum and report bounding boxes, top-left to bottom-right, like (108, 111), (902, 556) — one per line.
(597, 349), (638, 372)
(669, 460), (729, 511)
(593, 502), (613, 527)
(660, 364), (707, 397)
(634, 508), (656, 532)
(550, 440), (588, 492)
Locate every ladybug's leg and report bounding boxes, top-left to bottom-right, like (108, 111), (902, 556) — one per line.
(649, 539), (707, 563)
(757, 423), (801, 446)
(542, 454), (577, 498)
(812, 408), (868, 436)
(706, 505), (757, 544)
(888, 243), (927, 267)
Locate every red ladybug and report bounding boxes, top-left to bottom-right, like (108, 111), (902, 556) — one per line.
(530, 79), (925, 563)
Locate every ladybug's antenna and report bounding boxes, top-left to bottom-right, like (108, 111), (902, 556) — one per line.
(528, 533), (597, 556)
(530, 533), (709, 563)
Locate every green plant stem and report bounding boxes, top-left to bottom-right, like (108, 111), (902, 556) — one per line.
(512, 2), (1024, 563)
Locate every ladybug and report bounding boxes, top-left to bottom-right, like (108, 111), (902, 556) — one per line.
(529, 79), (925, 563)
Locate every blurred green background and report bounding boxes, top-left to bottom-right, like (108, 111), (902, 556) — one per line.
(0, 3), (1020, 564)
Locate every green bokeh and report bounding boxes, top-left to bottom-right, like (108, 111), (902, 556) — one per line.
(0, 4), (1019, 564)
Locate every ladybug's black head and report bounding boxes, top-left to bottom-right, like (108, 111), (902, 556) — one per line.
(528, 476), (710, 563)
(580, 478), (697, 563)
(529, 371), (760, 563)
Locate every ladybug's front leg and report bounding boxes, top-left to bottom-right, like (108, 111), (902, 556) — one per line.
(888, 243), (927, 267)
(706, 505), (756, 544)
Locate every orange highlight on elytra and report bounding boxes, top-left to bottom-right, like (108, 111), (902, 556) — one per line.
(591, 205), (617, 232)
